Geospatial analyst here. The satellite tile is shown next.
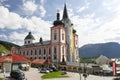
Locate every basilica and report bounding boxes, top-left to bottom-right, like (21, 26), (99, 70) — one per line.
(11, 4), (79, 65)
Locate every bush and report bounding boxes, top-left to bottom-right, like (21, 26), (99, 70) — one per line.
(113, 77), (120, 80)
(61, 71), (67, 75)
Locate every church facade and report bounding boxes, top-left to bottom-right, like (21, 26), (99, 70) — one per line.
(11, 4), (79, 65)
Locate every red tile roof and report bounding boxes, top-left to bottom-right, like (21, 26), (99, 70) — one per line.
(0, 56), (12, 63)
(32, 59), (46, 64)
(0, 53), (30, 63)
(12, 53), (31, 62)
(32, 59), (52, 64)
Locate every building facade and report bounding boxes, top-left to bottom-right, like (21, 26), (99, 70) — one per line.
(11, 4), (79, 64)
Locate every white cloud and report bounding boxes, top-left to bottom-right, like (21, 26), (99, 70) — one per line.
(0, 6), (22, 29)
(102, 0), (120, 15)
(77, 2), (90, 13)
(72, 10), (120, 47)
(22, 0), (37, 15)
(39, 0), (46, 17)
(9, 32), (26, 40)
(0, 6), (52, 45)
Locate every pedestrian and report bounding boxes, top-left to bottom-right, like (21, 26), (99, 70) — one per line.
(2, 65), (6, 79)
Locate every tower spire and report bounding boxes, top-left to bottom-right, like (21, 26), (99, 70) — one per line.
(62, 3), (69, 19)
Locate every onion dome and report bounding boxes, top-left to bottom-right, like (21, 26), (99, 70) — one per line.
(24, 32), (35, 40)
(53, 10), (64, 26)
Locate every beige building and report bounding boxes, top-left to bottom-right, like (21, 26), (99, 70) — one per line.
(96, 55), (110, 65)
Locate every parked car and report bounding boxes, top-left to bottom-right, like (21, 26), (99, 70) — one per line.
(10, 70), (25, 80)
(19, 64), (29, 71)
(40, 68), (50, 73)
(50, 67), (58, 71)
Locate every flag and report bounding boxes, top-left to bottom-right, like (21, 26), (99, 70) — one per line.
(112, 61), (116, 76)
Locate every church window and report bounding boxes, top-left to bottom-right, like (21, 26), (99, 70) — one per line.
(25, 41), (26, 44)
(39, 57), (41, 59)
(23, 51), (25, 55)
(19, 51), (21, 54)
(54, 47), (57, 54)
(54, 55), (57, 60)
(54, 30), (57, 40)
(44, 57), (46, 59)
(49, 48), (51, 55)
(44, 49), (46, 55)
(62, 33), (64, 40)
(27, 51), (28, 55)
(39, 49), (41, 55)
(28, 41), (30, 44)
(31, 50), (33, 55)
(35, 50), (37, 55)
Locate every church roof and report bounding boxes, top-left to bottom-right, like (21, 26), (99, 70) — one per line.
(62, 3), (69, 19)
(21, 40), (50, 48)
(24, 32), (35, 40)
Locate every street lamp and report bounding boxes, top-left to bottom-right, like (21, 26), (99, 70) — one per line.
(83, 62), (87, 80)
(79, 56), (81, 80)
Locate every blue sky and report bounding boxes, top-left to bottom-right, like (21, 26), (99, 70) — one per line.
(0, 0), (120, 47)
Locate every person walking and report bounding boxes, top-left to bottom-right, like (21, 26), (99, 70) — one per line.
(2, 65), (6, 79)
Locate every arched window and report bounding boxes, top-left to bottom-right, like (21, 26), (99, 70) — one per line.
(39, 57), (41, 59)
(28, 41), (30, 44)
(31, 50), (33, 55)
(54, 46), (57, 60)
(35, 50), (37, 55)
(27, 51), (28, 55)
(49, 48), (51, 55)
(23, 51), (25, 55)
(54, 47), (57, 54)
(39, 49), (41, 55)
(44, 49), (46, 55)
(54, 30), (57, 40)
(44, 57), (46, 59)
(62, 33), (64, 40)
(25, 41), (26, 44)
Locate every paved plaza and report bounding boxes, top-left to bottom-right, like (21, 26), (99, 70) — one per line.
(0, 68), (117, 80)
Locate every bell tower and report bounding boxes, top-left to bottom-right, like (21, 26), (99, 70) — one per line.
(51, 10), (66, 64)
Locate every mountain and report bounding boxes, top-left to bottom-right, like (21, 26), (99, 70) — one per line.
(0, 40), (19, 53)
(79, 42), (120, 58)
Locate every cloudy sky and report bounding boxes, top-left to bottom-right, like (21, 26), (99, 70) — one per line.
(0, 0), (120, 47)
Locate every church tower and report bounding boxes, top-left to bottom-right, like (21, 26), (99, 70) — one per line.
(61, 3), (79, 62)
(51, 10), (66, 64)
(24, 32), (35, 45)
(62, 3), (73, 62)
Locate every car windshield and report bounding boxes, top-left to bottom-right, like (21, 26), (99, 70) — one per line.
(19, 72), (24, 76)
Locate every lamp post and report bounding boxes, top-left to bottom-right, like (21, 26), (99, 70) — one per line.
(79, 56), (81, 80)
(83, 62), (87, 80)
